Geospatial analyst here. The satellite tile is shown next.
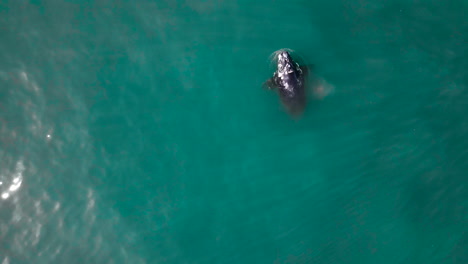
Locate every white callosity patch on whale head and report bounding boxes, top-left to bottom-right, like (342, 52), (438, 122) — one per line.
(277, 52), (294, 78)
(276, 51), (299, 91)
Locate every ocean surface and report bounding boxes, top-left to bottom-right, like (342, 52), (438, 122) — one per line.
(1, 1), (467, 263)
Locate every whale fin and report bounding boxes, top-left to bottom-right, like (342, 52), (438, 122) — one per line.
(300, 64), (314, 77)
(263, 78), (277, 90)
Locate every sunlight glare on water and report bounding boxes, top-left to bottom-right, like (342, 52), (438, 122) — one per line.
(1, 160), (24, 200)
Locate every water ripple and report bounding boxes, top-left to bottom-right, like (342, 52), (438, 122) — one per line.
(0, 66), (145, 263)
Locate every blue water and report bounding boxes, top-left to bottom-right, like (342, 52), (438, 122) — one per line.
(1, 1), (467, 263)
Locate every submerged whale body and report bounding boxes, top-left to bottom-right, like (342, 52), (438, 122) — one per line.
(263, 49), (310, 117)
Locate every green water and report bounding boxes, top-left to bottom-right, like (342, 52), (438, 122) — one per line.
(0, 0), (467, 263)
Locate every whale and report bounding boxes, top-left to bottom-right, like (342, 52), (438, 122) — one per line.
(263, 49), (311, 117)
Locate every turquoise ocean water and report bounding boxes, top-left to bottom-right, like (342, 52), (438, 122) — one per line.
(1, 1), (467, 263)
